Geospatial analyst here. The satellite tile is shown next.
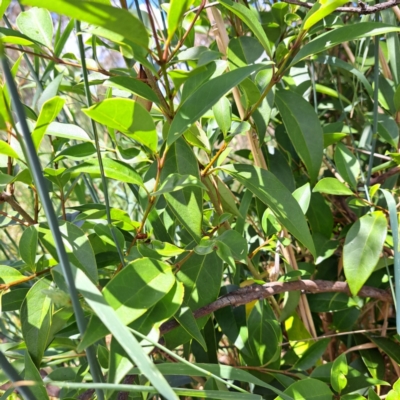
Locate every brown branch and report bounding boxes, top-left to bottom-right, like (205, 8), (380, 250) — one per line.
(281, 0), (400, 14)
(160, 280), (392, 335)
(0, 191), (36, 225)
(370, 166), (400, 185)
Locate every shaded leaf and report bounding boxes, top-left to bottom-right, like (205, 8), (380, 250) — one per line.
(275, 89), (323, 183)
(221, 164), (315, 257)
(343, 212), (387, 295)
(20, 278), (53, 366)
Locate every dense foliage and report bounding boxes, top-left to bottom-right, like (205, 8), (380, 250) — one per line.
(1, 0), (400, 399)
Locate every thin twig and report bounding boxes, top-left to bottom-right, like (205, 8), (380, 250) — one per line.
(160, 279), (392, 335)
(281, 0), (400, 14)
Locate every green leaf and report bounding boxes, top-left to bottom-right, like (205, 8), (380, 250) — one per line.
(212, 97), (231, 136)
(39, 221), (98, 284)
(103, 257), (175, 326)
(0, 140), (20, 159)
(376, 114), (399, 148)
(0, 265), (23, 284)
(83, 98), (157, 152)
(167, 64), (266, 145)
(313, 177), (353, 196)
(138, 240), (185, 260)
(106, 76), (159, 105)
(221, 164), (316, 257)
(24, 352), (49, 400)
(32, 96), (65, 150)
(45, 122), (92, 141)
(275, 90), (323, 183)
(167, 0), (195, 41)
(1, 288), (29, 312)
(37, 74), (63, 112)
(303, 0), (349, 31)
(130, 363), (292, 400)
(68, 158), (143, 186)
(366, 335), (400, 365)
(246, 301), (281, 365)
(292, 23), (400, 66)
(20, 278), (53, 366)
(161, 139), (203, 243)
(331, 354), (348, 394)
(0, 0), (11, 19)
(217, 0), (272, 57)
(276, 378), (333, 400)
(19, 225), (38, 271)
(53, 142), (96, 162)
(293, 339), (330, 371)
(323, 132), (348, 147)
(16, 7), (53, 48)
(152, 173), (207, 196)
(70, 265), (179, 400)
(175, 306), (207, 350)
(21, 0), (149, 49)
(334, 143), (360, 190)
(343, 211), (387, 295)
(292, 183), (311, 214)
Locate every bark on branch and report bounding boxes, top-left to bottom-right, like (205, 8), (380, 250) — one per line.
(281, 0), (400, 14)
(160, 279), (392, 335)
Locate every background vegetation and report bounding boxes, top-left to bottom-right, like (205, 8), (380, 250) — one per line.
(1, 0), (400, 398)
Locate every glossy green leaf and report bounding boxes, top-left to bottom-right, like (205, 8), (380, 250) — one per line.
(275, 89), (323, 183)
(167, 64), (265, 145)
(0, 265), (23, 284)
(53, 142), (96, 162)
(276, 378), (333, 400)
(68, 158), (143, 186)
(106, 76), (159, 105)
(165, 253), (223, 348)
(161, 139), (203, 243)
(16, 7), (53, 48)
(152, 173), (207, 196)
(39, 221), (98, 284)
(103, 257), (175, 325)
(323, 132), (348, 148)
(19, 225), (38, 271)
(21, 0), (149, 49)
(45, 122), (91, 141)
(32, 96), (65, 150)
(292, 183), (311, 214)
(292, 23), (400, 66)
(2, 288), (29, 312)
(366, 335), (400, 364)
(343, 211), (387, 295)
(167, 0), (195, 40)
(217, 0), (272, 57)
(0, 0), (11, 19)
(313, 178), (353, 196)
(0, 140), (20, 159)
(83, 98), (157, 152)
(331, 354), (348, 394)
(334, 143), (360, 190)
(221, 164), (316, 257)
(70, 265), (179, 400)
(20, 278), (53, 366)
(212, 97), (231, 136)
(303, 0), (349, 31)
